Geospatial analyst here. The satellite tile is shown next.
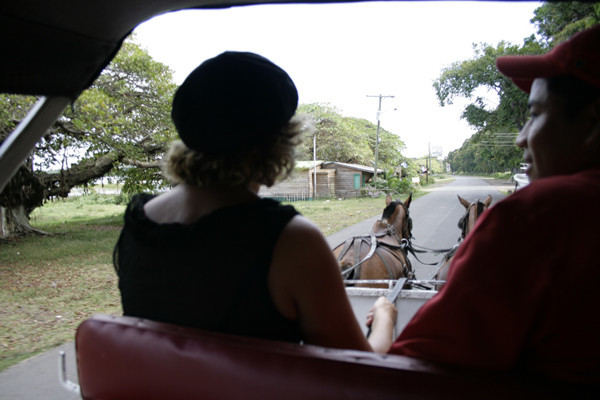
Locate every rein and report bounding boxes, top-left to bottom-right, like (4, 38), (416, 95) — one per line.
(404, 242), (456, 266)
(411, 199), (488, 266)
(426, 242), (461, 280)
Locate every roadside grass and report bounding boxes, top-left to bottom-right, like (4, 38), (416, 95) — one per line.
(452, 171), (513, 181)
(0, 196), (125, 371)
(0, 189), (423, 371)
(293, 192), (417, 236)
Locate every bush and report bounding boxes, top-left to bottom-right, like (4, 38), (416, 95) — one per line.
(389, 176), (412, 194)
(493, 171), (512, 180)
(420, 175), (435, 185)
(113, 193), (133, 205)
(364, 174), (414, 197)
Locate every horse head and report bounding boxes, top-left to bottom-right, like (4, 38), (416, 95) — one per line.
(435, 194), (493, 289)
(457, 194), (492, 239)
(379, 193), (413, 241)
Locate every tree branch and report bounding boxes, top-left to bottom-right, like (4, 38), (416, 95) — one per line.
(122, 158), (163, 169)
(39, 152), (124, 198)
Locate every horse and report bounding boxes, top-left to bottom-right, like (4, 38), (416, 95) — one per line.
(332, 193), (414, 288)
(433, 194), (492, 289)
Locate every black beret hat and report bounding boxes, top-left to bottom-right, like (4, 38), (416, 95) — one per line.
(171, 51), (298, 154)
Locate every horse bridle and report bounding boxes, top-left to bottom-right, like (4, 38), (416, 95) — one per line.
(457, 200), (487, 239)
(399, 202), (413, 241)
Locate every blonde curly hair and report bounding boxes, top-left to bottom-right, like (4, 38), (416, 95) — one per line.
(163, 114), (313, 188)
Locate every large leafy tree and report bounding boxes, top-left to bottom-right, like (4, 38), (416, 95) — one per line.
(446, 132), (523, 174)
(432, 39), (543, 173)
(296, 103), (371, 165)
(0, 39), (177, 238)
(532, 2), (600, 44)
(434, 38), (545, 134)
(434, 3), (598, 173)
(297, 103), (406, 171)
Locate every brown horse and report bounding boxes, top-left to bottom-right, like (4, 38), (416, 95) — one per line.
(433, 194), (492, 289)
(333, 193), (414, 288)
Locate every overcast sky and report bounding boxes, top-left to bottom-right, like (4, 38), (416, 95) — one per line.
(134, 1), (542, 158)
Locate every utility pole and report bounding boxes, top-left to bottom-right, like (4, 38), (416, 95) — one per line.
(313, 133), (317, 199)
(367, 94), (394, 185)
(427, 141), (431, 184)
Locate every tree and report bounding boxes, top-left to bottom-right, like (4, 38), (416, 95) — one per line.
(297, 103), (370, 165)
(0, 38), (177, 239)
(433, 39), (543, 173)
(531, 2), (600, 44)
(434, 3), (598, 174)
(413, 155), (445, 175)
(446, 132), (523, 174)
(434, 38), (545, 133)
(297, 103), (406, 171)
(365, 119), (406, 171)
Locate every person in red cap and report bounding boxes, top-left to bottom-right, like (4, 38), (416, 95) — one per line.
(113, 51), (396, 354)
(384, 25), (600, 384)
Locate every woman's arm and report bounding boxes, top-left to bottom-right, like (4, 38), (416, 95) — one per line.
(269, 215), (396, 354)
(366, 297), (397, 354)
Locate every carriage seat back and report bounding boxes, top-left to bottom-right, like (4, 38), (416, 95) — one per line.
(75, 314), (575, 400)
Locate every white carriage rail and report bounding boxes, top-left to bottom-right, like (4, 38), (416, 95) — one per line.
(345, 280), (438, 337)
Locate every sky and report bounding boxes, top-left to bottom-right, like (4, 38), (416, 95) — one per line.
(133, 1), (542, 158)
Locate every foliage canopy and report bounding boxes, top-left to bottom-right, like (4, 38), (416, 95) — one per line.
(296, 103), (407, 171)
(1, 38), (177, 237)
(434, 2), (598, 174)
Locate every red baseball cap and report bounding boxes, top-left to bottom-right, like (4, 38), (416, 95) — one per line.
(496, 24), (600, 93)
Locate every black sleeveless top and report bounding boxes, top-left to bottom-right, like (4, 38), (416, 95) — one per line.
(113, 193), (302, 343)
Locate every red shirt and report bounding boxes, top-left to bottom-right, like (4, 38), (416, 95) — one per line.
(389, 167), (600, 383)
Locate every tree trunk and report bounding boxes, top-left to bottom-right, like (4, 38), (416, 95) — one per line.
(0, 165), (46, 239)
(0, 204), (47, 240)
(0, 153), (124, 239)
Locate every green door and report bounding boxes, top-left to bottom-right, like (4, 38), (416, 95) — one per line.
(353, 174), (361, 189)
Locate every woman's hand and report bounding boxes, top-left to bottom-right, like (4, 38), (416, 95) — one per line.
(366, 296), (397, 327)
(366, 296), (397, 354)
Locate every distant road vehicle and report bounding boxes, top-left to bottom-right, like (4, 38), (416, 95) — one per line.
(512, 173), (530, 190)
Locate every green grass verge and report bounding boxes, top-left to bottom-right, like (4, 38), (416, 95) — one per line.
(0, 190), (423, 371)
(1, 196), (125, 371)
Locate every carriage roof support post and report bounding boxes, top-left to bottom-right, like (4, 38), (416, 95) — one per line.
(0, 96), (71, 193)
(367, 94), (394, 186)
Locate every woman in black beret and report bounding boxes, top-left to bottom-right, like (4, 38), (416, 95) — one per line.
(113, 51), (395, 353)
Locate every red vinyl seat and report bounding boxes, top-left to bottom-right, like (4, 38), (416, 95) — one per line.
(75, 314), (584, 400)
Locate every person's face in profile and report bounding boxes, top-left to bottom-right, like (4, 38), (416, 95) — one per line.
(516, 78), (597, 181)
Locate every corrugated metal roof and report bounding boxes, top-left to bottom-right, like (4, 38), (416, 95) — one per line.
(295, 160), (324, 169)
(322, 161), (383, 174)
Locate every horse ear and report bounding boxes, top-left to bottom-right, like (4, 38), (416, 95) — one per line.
(404, 192), (412, 209)
(385, 194), (393, 206)
(458, 195), (470, 209)
(483, 194), (493, 207)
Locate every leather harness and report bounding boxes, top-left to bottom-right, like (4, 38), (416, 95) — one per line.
(335, 203), (414, 281)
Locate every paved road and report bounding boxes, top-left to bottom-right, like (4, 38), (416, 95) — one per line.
(0, 175), (511, 399)
(406, 175), (509, 279)
(328, 175), (511, 279)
